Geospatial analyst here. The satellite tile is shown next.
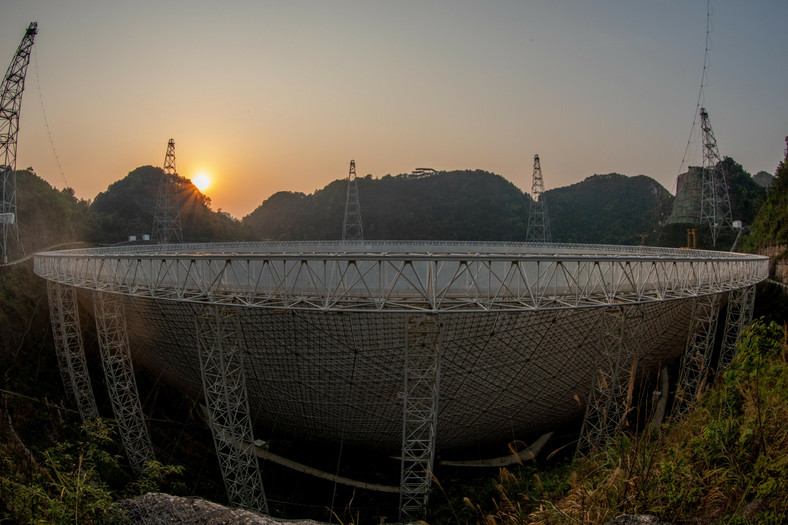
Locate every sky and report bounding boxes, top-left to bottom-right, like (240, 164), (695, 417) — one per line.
(1, 0), (786, 219)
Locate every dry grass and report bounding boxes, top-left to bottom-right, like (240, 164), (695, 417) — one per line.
(443, 319), (788, 525)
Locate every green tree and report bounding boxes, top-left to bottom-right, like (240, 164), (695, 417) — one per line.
(748, 144), (788, 249)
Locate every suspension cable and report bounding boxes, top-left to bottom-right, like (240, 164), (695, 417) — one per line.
(32, 47), (69, 188)
(675, 0), (714, 192)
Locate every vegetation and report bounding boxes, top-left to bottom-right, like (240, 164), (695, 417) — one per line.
(723, 157), (768, 227)
(544, 173), (673, 245)
(90, 165), (247, 244)
(0, 260), (185, 523)
(5, 169), (93, 259)
(243, 170), (531, 241)
(658, 158), (768, 250)
(2, 151), (785, 523)
(243, 170), (680, 244)
(747, 146), (788, 250)
(8, 165), (248, 256)
(430, 319), (788, 524)
(0, 413), (183, 523)
(7, 152), (772, 254)
(752, 170), (774, 189)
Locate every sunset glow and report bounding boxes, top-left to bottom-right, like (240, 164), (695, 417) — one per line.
(192, 172), (211, 192)
(1, 2), (785, 219)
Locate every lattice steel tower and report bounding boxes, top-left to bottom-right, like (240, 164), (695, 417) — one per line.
(342, 159), (363, 242)
(1, 22), (37, 264)
(151, 139), (183, 244)
(526, 154), (551, 243)
(699, 108), (732, 247)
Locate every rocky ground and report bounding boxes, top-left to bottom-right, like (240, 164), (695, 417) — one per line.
(118, 493), (326, 525)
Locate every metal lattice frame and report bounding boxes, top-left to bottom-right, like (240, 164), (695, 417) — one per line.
(342, 160), (363, 242)
(576, 304), (645, 455)
(32, 243), (768, 454)
(1, 22), (37, 264)
(46, 281), (98, 422)
(672, 293), (721, 418)
(196, 304), (267, 513)
(698, 108), (732, 247)
(400, 314), (440, 521)
(151, 139), (183, 244)
(526, 154), (551, 243)
(719, 285), (755, 371)
(93, 291), (154, 472)
(33, 242), (768, 314)
(47, 280), (76, 402)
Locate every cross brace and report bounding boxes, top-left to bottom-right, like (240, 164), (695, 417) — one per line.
(93, 292), (154, 472)
(196, 304), (268, 513)
(46, 281), (98, 422)
(577, 305), (645, 456)
(718, 286), (755, 372)
(672, 294), (721, 418)
(400, 314), (440, 522)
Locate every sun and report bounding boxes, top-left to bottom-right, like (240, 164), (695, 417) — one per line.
(192, 172), (212, 192)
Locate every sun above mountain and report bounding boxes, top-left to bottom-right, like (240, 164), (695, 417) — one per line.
(192, 172), (211, 192)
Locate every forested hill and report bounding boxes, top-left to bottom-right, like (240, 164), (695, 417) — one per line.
(747, 145), (788, 249)
(14, 162), (766, 249)
(242, 169), (675, 244)
(12, 169), (92, 256)
(544, 173), (673, 245)
(90, 166), (246, 243)
(243, 170), (530, 241)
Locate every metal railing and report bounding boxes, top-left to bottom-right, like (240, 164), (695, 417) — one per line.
(34, 242), (769, 313)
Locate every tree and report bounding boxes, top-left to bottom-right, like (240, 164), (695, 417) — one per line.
(747, 143), (788, 249)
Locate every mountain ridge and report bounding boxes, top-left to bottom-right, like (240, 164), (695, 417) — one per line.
(11, 157), (769, 250)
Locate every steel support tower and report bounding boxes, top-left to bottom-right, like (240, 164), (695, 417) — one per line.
(47, 282), (76, 403)
(1, 22), (37, 264)
(46, 281), (98, 423)
(93, 292), (155, 472)
(342, 159), (363, 242)
(699, 108), (732, 247)
(399, 314), (440, 521)
(672, 293), (721, 418)
(577, 305), (645, 455)
(526, 154), (551, 243)
(719, 285), (755, 372)
(196, 304), (268, 513)
(151, 139), (183, 244)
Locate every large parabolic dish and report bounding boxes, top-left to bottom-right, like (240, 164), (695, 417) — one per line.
(34, 241), (769, 452)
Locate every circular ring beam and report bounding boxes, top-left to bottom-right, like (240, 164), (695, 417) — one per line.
(34, 241), (768, 313)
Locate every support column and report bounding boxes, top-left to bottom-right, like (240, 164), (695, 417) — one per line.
(672, 293), (721, 418)
(93, 292), (154, 472)
(196, 304), (267, 513)
(399, 314), (440, 522)
(46, 281), (98, 422)
(47, 281), (75, 402)
(718, 286), (755, 372)
(576, 305), (644, 456)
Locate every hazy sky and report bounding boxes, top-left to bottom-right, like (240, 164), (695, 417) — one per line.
(2, 1), (786, 218)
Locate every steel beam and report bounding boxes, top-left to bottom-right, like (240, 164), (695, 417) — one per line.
(672, 293), (721, 418)
(342, 159), (363, 242)
(577, 305), (645, 455)
(718, 286), (755, 372)
(46, 281), (98, 422)
(1, 22), (37, 264)
(33, 242), (769, 314)
(93, 292), (154, 472)
(47, 280), (75, 402)
(399, 314), (440, 521)
(196, 304), (267, 513)
(698, 108), (733, 247)
(151, 139), (183, 244)
(526, 154), (552, 243)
